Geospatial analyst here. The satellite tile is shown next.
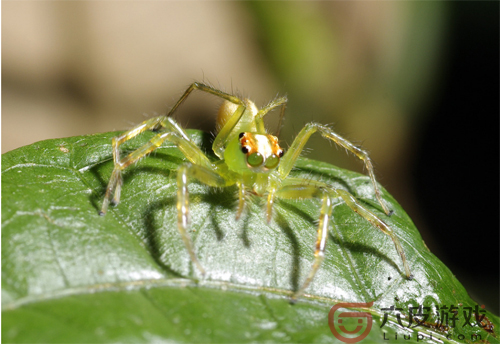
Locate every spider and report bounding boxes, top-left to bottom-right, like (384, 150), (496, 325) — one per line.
(99, 82), (413, 301)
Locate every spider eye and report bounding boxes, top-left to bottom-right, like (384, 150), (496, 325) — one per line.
(239, 132), (245, 139)
(278, 149), (284, 157)
(247, 152), (263, 167)
(241, 146), (249, 154)
(265, 154), (280, 169)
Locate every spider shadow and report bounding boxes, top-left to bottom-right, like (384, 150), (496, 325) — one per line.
(274, 206), (305, 293)
(333, 237), (401, 276)
(291, 165), (356, 191)
(87, 164), (111, 211)
(141, 195), (183, 277)
(238, 212), (252, 248)
(204, 187), (237, 242)
(141, 186), (235, 276)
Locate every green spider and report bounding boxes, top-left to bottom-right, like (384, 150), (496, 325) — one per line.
(99, 82), (413, 300)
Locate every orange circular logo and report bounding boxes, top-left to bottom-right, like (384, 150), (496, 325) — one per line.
(328, 301), (374, 343)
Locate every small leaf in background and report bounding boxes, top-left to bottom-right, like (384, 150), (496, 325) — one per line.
(2, 131), (498, 343)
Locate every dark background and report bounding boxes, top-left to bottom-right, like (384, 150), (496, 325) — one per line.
(413, 2), (499, 314)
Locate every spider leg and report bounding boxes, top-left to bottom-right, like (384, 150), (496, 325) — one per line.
(266, 188), (277, 223)
(235, 182), (246, 221)
(265, 174), (282, 223)
(102, 116), (168, 209)
(256, 96), (288, 136)
(177, 163), (230, 276)
(167, 82), (244, 118)
(335, 188), (412, 280)
(275, 180), (334, 301)
(100, 117), (213, 215)
(279, 122), (392, 216)
(276, 178), (412, 301)
(212, 103), (247, 158)
(165, 82), (248, 159)
(108, 86), (224, 172)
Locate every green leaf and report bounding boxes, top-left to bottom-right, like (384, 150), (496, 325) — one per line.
(2, 130), (498, 343)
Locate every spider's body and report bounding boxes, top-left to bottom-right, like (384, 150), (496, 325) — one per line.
(100, 82), (412, 301)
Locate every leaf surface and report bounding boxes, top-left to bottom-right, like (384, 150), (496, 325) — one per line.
(2, 131), (498, 343)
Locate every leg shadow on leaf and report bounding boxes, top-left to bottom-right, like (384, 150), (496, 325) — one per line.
(274, 206), (307, 294)
(143, 196), (184, 278)
(329, 212), (403, 289)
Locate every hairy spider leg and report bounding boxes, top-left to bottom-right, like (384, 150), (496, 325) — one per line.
(276, 178), (411, 301)
(167, 82), (245, 121)
(100, 116), (167, 215)
(235, 181), (246, 220)
(278, 122), (392, 216)
(275, 180), (332, 301)
(165, 82), (248, 159)
(335, 188), (412, 280)
(177, 162), (232, 275)
(100, 117), (214, 215)
(256, 96), (288, 137)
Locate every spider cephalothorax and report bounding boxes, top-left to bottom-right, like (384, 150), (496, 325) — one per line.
(238, 132), (283, 171)
(100, 82), (413, 301)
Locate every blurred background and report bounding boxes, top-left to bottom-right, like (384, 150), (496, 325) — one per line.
(3, 2), (498, 312)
